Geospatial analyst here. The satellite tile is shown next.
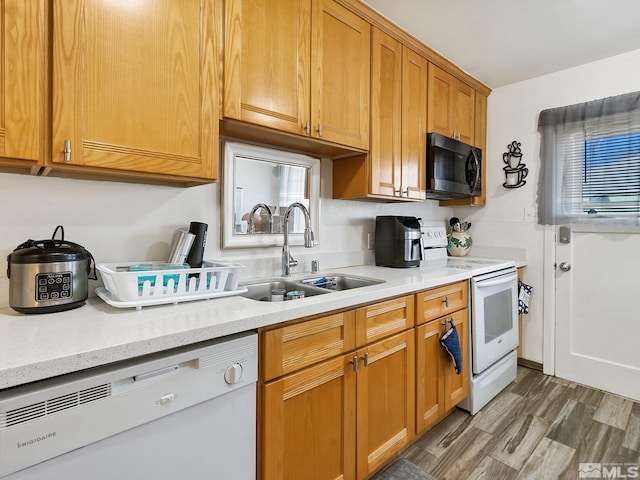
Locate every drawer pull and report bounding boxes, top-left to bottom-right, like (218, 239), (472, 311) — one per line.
(349, 355), (359, 373)
(361, 352), (369, 368)
(442, 296), (449, 308)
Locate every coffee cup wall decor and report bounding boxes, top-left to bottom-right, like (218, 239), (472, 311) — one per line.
(502, 140), (528, 188)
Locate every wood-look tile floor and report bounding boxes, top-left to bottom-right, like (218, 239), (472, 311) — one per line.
(400, 366), (640, 480)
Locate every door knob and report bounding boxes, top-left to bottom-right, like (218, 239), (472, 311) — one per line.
(558, 262), (571, 272)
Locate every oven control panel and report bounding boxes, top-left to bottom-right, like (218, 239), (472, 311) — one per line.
(421, 225), (448, 248)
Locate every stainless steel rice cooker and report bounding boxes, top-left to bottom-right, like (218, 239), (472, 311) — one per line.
(7, 226), (96, 314)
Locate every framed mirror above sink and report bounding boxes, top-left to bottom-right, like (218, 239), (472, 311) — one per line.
(222, 141), (321, 248)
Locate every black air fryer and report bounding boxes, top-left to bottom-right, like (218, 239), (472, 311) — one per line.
(375, 216), (424, 268)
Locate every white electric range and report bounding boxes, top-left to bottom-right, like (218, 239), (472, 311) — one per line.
(420, 221), (519, 415)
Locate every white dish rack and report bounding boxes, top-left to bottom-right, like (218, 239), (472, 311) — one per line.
(95, 261), (247, 309)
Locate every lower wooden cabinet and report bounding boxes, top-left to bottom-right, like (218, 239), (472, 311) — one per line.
(261, 354), (357, 480)
(260, 286), (469, 479)
(415, 308), (469, 435)
(260, 329), (415, 480)
(356, 329), (415, 478)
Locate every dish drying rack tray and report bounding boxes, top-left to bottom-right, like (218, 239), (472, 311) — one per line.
(95, 261), (246, 309)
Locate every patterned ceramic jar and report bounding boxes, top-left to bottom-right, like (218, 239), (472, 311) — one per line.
(447, 231), (472, 257)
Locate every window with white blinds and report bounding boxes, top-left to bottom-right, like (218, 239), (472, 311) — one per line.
(560, 115), (640, 217)
(538, 91), (640, 225)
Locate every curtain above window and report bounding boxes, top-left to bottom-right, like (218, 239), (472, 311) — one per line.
(537, 91), (640, 226)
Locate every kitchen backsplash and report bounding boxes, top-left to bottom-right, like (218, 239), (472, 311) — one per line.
(0, 159), (453, 309)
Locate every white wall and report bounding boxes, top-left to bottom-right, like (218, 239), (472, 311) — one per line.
(0, 158), (452, 307)
(458, 48), (640, 364)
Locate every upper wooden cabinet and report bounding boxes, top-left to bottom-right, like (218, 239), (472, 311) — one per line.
(333, 28), (426, 201)
(401, 47), (428, 200)
(367, 28), (426, 200)
(428, 63), (475, 146)
(224, 0), (370, 150)
(223, 0), (311, 136)
(50, 0), (219, 184)
(0, 0), (46, 172)
(440, 91), (487, 207)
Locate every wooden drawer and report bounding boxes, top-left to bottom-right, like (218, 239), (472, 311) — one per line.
(261, 311), (356, 381)
(355, 295), (414, 347)
(415, 281), (468, 325)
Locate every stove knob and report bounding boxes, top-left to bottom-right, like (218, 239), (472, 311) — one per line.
(224, 363), (243, 384)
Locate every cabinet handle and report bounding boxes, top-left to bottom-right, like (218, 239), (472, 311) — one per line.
(394, 188), (401, 196)
(402, 188), (409, 197)
(304, 121), (311, 135)
(316, 123), (323, 137)
(360, 352), (369, 368)
(349, 355), (359, 373)
(63, 139), (72, 163)
(442, 296), (449, 308)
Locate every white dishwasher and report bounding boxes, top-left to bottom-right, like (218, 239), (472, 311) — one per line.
(0, 331), (258, 480)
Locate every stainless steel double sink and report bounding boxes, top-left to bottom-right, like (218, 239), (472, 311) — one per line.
(240, 274), (385, 302)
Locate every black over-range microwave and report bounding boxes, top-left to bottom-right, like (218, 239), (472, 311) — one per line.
(426, 132), (482, 200)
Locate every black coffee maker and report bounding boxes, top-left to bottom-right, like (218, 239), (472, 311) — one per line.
(374, 216), (424, 268)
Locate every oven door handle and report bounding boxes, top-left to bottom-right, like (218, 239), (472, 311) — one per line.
(474, 274), (517, 288)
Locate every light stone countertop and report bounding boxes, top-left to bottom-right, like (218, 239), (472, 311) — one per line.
(0, 264), (478, 390)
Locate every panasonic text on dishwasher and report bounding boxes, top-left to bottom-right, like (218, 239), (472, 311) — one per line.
(16, 431), (56, 449)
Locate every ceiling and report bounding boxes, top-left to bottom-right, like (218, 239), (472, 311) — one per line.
(361, 0), (640, 89)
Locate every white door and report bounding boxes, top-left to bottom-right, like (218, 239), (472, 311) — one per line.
(555, 225), (640, 401)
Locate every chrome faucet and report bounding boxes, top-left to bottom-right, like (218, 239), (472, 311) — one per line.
(248, 203), (273, 234)
(282, 202), (314, 276)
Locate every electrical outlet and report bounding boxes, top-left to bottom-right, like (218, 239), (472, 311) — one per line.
(524, 207), (536, 222)
(367, 233), (375, 250)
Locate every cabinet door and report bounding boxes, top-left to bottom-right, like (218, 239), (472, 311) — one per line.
(401, 47), (427, 200)
(415, 281), (468, 325)
(311, 0), (370, 149)
(453, 80), (475, 145)
(443, 308), (469, 410)
(355, 294), (414, 347)
(427, 63), (475, 145)
(52, 0), (218, 181)
(1, 0), (46, 166)
(356, 330), (415, 478)
(439, 91), (486, 207)
(223, 0), (311, 136)
(415, 320), (445, 434)
(427, 63), (454, 138)
(369, 27), (401, 198)
(261, 354), (356, 480)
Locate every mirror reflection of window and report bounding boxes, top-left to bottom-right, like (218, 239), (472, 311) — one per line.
(235, 159), (309, 234)
(279, 165), (309, 233)
(222, 142), (320, 249)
